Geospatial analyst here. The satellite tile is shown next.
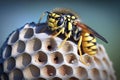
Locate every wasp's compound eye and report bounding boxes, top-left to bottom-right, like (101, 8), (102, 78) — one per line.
(57, 17), (64, 27)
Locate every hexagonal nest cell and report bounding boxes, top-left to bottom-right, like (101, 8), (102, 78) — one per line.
(0, 22), (116, 80)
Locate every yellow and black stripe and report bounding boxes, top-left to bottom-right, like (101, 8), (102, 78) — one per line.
(82, 32), (97, 55)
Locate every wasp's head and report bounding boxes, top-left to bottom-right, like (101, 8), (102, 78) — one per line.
(46, 11), (65, 30)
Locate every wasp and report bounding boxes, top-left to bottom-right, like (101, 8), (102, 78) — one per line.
(38, 8), (108, 65)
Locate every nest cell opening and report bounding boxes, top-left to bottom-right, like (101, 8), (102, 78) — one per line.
(50, 52), (63, 64)
(94, 57), (102, 68)
(69, 77), (79, 80)
(26, 38), (42, 53)
(103, 57), (110, 68)
(36, 78), (46, 80)
(12, 40), (25, 56)
(41, 65), (56, 77)
(3, 45), (12, 59)
(52, 77), (62, 80)
(60, 42), (73, 52)
(44, 38), (57, 51)
(9, 68), (23, 80)
(19, 28), (34, 40)
(33, 51), (47, 66)
(65, 53), (77, 64)
(4, 57), (15, 72)
(23, 65), (40, 79)
(75, 66), (88, 79)
(83, 55), (94, 66)
(8, 30), (19, 44)
(102, 70), (108, 80)
(109, 75), (114, 80)
(16, 53), (31, 69)
(58, 65), (73, 76)
(90, 68), (101, 80)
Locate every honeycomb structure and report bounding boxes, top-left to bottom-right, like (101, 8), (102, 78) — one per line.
(0, 22), (116, 80)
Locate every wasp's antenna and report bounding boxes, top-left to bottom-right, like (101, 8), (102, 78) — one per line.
(38, 11), (50, 24)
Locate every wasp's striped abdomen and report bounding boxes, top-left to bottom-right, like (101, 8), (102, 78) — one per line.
(82, 32), (97, 55)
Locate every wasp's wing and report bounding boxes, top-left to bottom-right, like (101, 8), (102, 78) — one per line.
(76, 22), (108, 43)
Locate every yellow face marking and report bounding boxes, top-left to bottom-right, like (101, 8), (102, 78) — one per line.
(54, 20), (58, 26)
(67, 15), (70, 18)
(49, 18), (55, 22)
(68, 19), (70, 21)
(55, 14), (60, 17)
(71, 16), (76, 19)
(51, 13), (55, 16)
(48, 22), (54, 28)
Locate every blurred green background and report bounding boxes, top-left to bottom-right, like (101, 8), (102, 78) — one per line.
(0, 0), (120, 79)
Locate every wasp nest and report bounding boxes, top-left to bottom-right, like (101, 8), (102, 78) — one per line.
(0, 22), (116, 80)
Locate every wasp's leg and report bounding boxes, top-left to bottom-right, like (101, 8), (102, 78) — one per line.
(52, 27), (65, 38)
(78, 36), (88, 65)
(58, 31), (71, 49)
